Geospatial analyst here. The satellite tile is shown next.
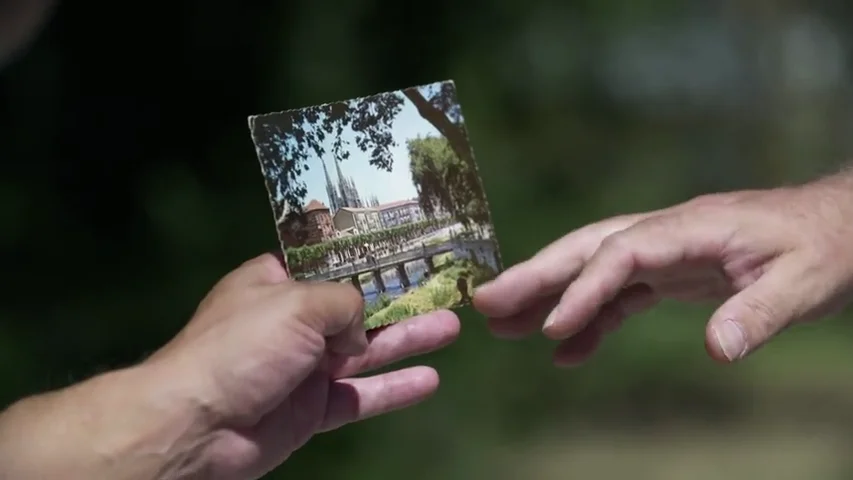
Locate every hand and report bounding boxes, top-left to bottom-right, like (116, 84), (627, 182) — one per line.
(0, 0), (54, 68)
(0, 253), (460, 480)
(149, 253), (461, 479)
(474, 173), (853, 366)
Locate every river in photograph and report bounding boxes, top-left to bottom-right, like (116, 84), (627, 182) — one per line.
(361, 260), (428, 305)
(361, 242), (499, 306)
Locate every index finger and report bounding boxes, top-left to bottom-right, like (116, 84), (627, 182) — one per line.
(473, 214), (644, 319)
(541, 212), (735, 340)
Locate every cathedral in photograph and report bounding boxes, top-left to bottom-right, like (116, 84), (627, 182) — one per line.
(321, 156), (364, 212)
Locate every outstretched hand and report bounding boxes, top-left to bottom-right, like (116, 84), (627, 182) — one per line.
(474, 175), (853, 366)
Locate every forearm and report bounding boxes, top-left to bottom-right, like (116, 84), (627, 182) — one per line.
(0, 364), (212, 480)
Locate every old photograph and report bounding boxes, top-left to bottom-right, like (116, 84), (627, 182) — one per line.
(248, 80), (503, 329)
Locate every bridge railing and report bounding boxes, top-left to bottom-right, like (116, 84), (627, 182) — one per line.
(300, 238), (494, 282)
(302, 240), (464, 281)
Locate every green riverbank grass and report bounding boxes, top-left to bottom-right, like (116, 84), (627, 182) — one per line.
(364, 254), (497, 329)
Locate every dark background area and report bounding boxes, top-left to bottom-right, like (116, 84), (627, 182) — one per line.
(3, 1), (853, 478)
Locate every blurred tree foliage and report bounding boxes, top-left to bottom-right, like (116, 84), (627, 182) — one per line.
(3, 0), (853, 479)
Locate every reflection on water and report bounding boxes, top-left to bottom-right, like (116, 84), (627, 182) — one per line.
(361, 243), (499, 306)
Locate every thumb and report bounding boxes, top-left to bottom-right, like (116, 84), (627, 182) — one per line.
(287, 281), (369, 357)
(705, 257), (811, 363)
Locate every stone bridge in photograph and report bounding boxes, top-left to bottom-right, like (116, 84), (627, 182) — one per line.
(301, 238), (496, 294)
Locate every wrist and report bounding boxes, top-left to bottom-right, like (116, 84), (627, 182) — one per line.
(0, 362), (216, 480)
(802, 165), (853, 303)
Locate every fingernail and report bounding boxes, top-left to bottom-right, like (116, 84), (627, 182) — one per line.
(713, 319), (747, 361)
(543, 306), (560, 330)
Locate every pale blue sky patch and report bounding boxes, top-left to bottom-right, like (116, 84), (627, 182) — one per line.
(296, 90), (442, 208)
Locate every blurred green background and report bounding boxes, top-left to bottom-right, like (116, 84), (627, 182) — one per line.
(3, 1), (853, 479)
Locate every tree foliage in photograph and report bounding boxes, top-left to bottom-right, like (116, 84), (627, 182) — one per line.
(408, 135), (490, 228)
(248, 80), (472, 222)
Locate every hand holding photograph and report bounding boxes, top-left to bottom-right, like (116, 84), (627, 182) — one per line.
(248, 80), (503, 330)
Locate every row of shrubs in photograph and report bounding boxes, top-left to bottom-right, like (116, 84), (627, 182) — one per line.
(285, 217), (456, 273)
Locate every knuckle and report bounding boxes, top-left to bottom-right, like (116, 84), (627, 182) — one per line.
(598, 231), (621, 251)
(591, 215), (639, 241)
(282, 283), (314, 313)
(281, 283), (342, 332)
(598, 231), (632, 258)
(240, 253), (277, 275)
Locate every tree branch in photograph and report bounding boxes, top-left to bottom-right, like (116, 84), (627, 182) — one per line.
(249, 80), (472, 223)
(249, 92), (403, 221)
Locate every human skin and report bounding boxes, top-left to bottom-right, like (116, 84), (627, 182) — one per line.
(0, 253), (461, 479)
(0, 12), (459, 479)
(0, 0), (56, 68)
(474, 167), (853, 366)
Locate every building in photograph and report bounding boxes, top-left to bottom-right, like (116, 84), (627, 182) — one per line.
(334, 227), (357, 238)
(333, 206), (382, 234)
(321, 155), (366, 213)
(301, 199), (335, 245)
(338, 174), (364, 209)
(376, 199), (424, 228)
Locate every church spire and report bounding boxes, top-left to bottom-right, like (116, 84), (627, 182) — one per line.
(349, 176), (363, 207)
(335, 157), (351, 208)
(320, 156), (340, 213)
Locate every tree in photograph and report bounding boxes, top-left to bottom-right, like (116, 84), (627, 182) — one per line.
(408, 135), (489, 229)
(249, 80), (472, 222)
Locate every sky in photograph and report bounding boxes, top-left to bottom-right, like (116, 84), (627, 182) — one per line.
(295, 89), (443, 209)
